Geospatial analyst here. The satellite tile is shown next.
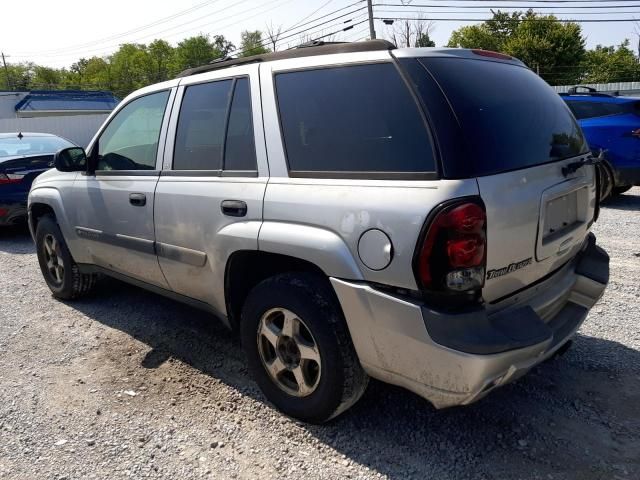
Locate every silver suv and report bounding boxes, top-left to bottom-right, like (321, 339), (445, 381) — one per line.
(28, 41), (609, 423)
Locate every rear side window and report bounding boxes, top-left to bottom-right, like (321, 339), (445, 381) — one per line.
(174, 80), (232, 171)
(565, 100), (638, 120)
(275, 63), (435, 177)
(173, 78), (257, 172)
(224, 78), (257, 171)
(416, 58), (588, 177)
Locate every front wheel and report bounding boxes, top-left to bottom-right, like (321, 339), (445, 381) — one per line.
(35, 215), (97, 299)
(240, 273), (368, 423)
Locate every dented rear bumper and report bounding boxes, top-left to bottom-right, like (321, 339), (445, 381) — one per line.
(331, 233), (609, 408)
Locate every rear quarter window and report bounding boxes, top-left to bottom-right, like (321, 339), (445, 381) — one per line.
(565, 100), (639, 120)
(413, 57), (588, 177)
(275, 63), (436, 178)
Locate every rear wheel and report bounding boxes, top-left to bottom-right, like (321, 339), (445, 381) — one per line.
(240, 272), (368, 423)
(35, 215), (97, 299)
(612, 185), (632, 196)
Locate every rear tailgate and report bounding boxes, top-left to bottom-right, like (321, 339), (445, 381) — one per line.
(403, 53), (595, 302)
(478, 161), (595, 302)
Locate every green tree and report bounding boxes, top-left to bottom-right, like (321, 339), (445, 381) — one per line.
(415, 32), (435, 48)
(148, 39), (175, 82)
(108, 43), (152, 98)
(580, 40), (640, 83)
(447, 10), (586, 85)
(239, 30), (270, 57)
(32, 66), (62, 89)
(0, 63), (32, 90)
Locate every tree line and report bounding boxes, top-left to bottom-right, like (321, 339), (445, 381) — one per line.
(1, 11), (639, 99)
(0, 31), (269, 99)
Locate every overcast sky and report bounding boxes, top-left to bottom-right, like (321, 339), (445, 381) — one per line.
(1, 0), (637, 68)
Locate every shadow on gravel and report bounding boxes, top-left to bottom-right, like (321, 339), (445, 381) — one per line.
(65, 277), (640, 479)
(0, 224), (34, 254)
(601, 191), (640, 211)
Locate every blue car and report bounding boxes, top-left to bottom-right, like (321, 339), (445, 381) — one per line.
(0, 132), (75, 226)
(562, 86), (640, 196)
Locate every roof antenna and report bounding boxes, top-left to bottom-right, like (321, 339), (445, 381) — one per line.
(17, 132), (23, 139)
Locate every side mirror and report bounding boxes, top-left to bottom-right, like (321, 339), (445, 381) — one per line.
(54, 147), (87, 172)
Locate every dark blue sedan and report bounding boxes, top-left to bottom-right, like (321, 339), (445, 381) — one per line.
(0, 132), (75, 226)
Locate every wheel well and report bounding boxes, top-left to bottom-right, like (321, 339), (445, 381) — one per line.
(29, 203), (56, 232)
(225, 251), (328, 330)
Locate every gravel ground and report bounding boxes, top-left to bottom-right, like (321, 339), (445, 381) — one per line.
(0, 188), (639, 480)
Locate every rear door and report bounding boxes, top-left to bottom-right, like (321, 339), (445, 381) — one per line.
(407, 55), (595, 303)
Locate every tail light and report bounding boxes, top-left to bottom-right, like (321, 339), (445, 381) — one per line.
(0, 173), (24, 185)
(414, 199), (487, 294)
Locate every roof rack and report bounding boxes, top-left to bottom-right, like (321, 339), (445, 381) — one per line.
(559, 85), (614, 98)
(177, 39), (396, 78)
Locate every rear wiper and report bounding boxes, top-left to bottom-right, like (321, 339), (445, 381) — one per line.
(562, 149), (605, 177)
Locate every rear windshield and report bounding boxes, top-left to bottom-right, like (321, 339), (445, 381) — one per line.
(417, 58), (588, 177)
(0, 136), (73, 158)
(565, 99), (640, 120)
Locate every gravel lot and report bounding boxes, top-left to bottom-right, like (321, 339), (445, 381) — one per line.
(1, 188), (639, 480)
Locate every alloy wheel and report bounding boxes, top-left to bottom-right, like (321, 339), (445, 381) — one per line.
(43, 233), (65, 285)
(257, 308), (321, 397)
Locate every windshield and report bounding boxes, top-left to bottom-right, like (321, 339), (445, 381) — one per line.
(0, 136), (74, 158)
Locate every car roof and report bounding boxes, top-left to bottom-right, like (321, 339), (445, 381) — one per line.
(0, 132), (60, 139)
(177, 39), (526, 78)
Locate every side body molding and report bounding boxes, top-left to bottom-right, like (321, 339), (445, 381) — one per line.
(258, 222), (364, 280)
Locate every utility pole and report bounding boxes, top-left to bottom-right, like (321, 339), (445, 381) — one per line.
(1, 52), (11, 91)
(367, 0), (376, 39)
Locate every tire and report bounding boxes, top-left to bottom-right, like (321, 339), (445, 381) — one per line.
(240, 272), (368, 423)
(35, 215), (97, 299)
(612, 185), (632, 196)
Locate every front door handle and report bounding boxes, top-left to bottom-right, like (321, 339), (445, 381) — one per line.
(129, 193), (146, 207)
(221, 200), (247, 217)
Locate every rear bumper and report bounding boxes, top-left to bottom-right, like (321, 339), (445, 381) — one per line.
(331, 233), (609, 408)
(0, 200), (27, 226)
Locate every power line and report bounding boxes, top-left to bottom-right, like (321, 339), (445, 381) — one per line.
(376, 2), (640, 8)
(12, 0), (293, 60)
(288, 0), (336, 29)
(13, 0), (225, 56)
(415, 0), (640, 2)
(224, 6), (368, 55)
(375, 16), (640, 22)
(378, 8), (640, 14)
(14, 0), (366, 61)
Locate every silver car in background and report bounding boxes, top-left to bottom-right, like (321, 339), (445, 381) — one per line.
(28, 40), (609, 423)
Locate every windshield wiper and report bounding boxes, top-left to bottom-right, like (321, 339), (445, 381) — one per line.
(562, 149), (605, 177)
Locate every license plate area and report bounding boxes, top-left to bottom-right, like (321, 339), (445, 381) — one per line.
(537, 183), (590, 261)
(542, 190), (579, 244)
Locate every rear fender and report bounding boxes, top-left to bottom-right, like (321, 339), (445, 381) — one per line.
(258, 222), (363, 280)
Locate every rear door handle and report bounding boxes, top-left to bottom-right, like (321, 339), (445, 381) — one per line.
(221, 200), (247, 217)
(129, 193), (146, 207)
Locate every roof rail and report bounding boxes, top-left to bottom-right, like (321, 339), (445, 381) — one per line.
(177, 39), (396, 78)
(560, 85), (614, 98)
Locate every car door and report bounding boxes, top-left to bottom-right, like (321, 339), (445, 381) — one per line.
(154, 66), (267, 315)
(71, 87), (176, 288)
